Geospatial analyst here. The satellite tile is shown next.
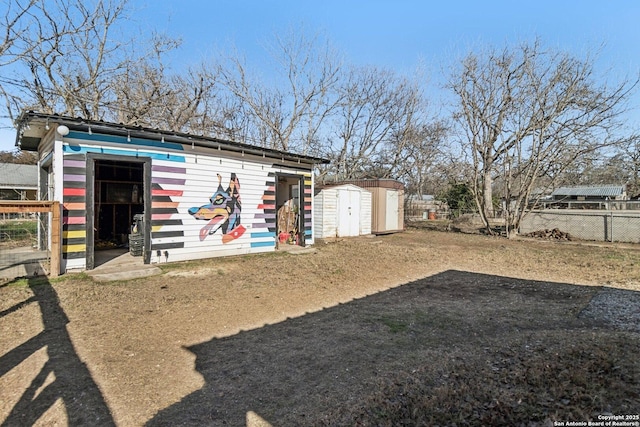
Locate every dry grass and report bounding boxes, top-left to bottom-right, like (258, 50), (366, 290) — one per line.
(321, 332), (639, 426)
(1, 228), (639, 426)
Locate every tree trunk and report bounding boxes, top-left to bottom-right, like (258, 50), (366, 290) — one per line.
(483, 169), (494, 218)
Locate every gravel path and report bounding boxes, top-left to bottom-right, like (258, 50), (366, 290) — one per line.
(579, 287), (640, 333)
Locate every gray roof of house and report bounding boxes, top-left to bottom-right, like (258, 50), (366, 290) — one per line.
(551, 185), (625, 197)
(0, 163), (38, 188)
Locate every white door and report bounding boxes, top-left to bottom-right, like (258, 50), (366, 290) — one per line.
(385, 189), (399, 231)
(337, 189), (361, 237)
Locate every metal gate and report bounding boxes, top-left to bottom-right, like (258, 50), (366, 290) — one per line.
(0, 201), (60, 281)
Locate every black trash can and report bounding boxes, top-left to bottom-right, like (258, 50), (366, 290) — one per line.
(128, 214), (144, 256)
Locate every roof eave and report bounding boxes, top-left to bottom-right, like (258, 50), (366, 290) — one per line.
(15, 111), (330, 165)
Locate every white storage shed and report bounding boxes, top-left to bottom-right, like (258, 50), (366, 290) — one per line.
(328, 179), (404, 234)
(314, 184), (372, 238)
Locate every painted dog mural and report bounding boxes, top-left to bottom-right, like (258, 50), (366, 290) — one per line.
(188, 173), (246, 242)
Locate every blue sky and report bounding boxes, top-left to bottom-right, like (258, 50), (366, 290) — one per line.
(139, 1), (638, 66)
(2, 0), (640, 151)
(136, 0), (640, 72)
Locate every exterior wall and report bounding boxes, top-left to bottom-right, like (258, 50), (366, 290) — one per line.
(52, 130), (315, 271)
(314, 184), (371, 238)
(60, 153), (89, 270)
(370, 187), (404, 234)
(360, 190), (372, 235)
(314, 188), (336, 239)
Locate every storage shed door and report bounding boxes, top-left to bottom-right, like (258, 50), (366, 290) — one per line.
(385, 189), (399, 230)
(337, 188), (361, 237)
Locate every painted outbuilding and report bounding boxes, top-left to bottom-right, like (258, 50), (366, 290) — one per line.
(314, 183), (372, 238)
(15, 112), (328, 273)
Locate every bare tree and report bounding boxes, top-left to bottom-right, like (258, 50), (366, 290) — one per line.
(157, 65), (239, 139)
(0, 0), (37, 118)
(395, 120), (450, 197)
(618, 137), (640, 197)
(449, 40), (637, 235)
(0, 0), (36, 64)
(111, 35), (232, 137)
(321, 65), (426, 182)
(8, 0), (130, 120)
(1, 0), (220, 137)
(216, 27), (341, 153)
(112, 33), (180, 127)
(0, 148), (37, 163)
(448, 43), (530, 225)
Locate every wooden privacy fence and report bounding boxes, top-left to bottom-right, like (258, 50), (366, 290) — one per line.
(0, 201), (60, 277)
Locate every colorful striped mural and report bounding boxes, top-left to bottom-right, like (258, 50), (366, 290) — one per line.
(62, 156), (87, 261)
(58, 129), (316, 268)
(251, 172), (277, 248)
(303, 175), (313, 239)
(150, 162), (187, 252)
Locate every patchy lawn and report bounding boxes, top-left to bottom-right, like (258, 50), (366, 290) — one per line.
(1, 229), (639, 426)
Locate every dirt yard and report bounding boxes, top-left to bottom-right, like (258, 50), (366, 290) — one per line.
(1, 228), (639, 426)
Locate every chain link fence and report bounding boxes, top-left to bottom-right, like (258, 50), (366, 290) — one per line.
(404, 201), (450, 221)
(405, 199), (640, 244)
(532, 200), (640, 211)
(519, 210), (640, 244)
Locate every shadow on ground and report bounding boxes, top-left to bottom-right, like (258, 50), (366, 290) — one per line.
(0, 246), (49, 281)
(147, 270), (635, 426)
(2, 270), (637, 426)
(0, 275), (115, 426)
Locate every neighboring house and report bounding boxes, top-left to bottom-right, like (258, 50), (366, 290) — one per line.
(15, 111), (328, 273)
(551, 185), (627, 202)
(0, 163), (38, 200)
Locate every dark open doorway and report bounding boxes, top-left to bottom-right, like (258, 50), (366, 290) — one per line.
(90, 158), (147, 268)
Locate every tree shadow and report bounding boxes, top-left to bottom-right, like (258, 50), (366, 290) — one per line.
(147, 270), (632, 427)
(0, 275), (115, 426)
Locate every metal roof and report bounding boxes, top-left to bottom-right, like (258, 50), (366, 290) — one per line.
(325, 179), (405, 191)
(551, 185), (625, 197)
(15, 111), (330, 165)
(0, 163), (38, 189)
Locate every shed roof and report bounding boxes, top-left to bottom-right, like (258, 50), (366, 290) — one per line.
(0, 163), (38, 189)
(316, 183), (369, 192)
(323, 179), (404, 191)
(15, 111), (329, 165)
(551, 185), (625, 197)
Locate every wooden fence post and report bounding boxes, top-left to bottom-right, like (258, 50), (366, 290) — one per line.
(50, 201), (61, 277)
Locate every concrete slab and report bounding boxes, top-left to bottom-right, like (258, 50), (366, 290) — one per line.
(86, 250), (162, 282)
(277, 244), (317, 255)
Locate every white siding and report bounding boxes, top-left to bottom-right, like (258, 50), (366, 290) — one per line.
(360, 190), (372, 235)
(57, 130), (316, 270)
(314, 184), (371, 238)
(314, 187), (338, 238)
